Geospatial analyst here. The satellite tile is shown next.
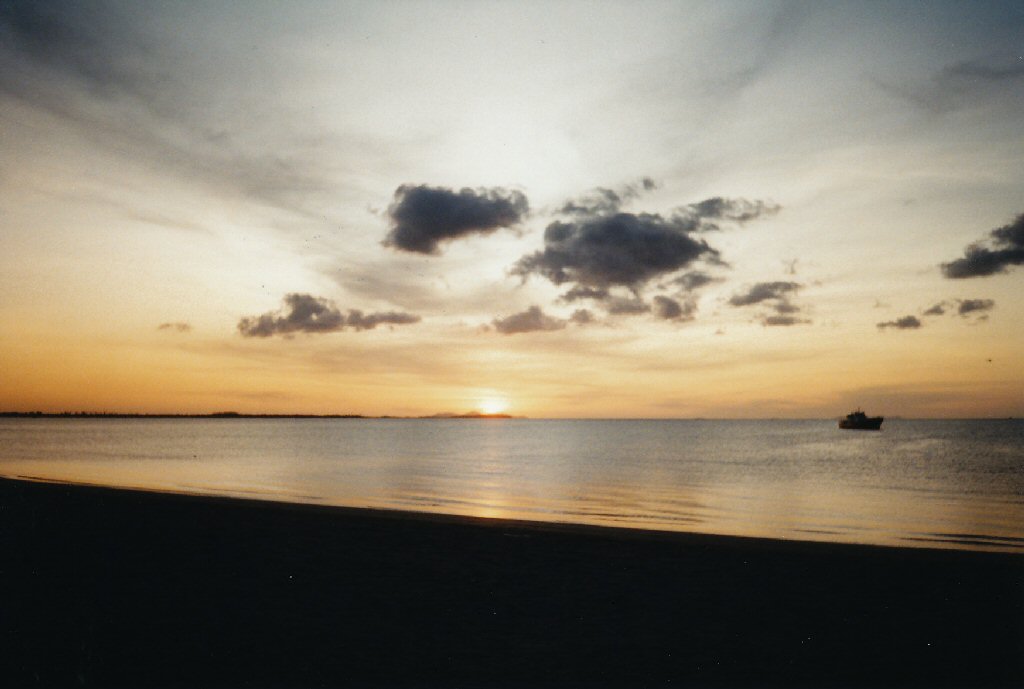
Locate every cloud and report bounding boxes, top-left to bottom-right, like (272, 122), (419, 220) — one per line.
(652, 295), (696, 321)
(383, 184), (529, 254)
(729, 282), (808, 325)
(941, 213), (1024, 278)
(956, 298), (994, 317)
(492, 306), (567, 335)
(559, 285), (610, 302)
(727, 282), (802, 306)
(237, 293), (419, 337)
(569, 309), (594, 325)
(669, 271), (720, 292)
(557, 178), (657, 216)
(513, 213), (717, 289)
(762, 315), (809, 327)
(676, 197), (780, 231)
(877, 315), (923, 330)
(878, 54), (1024, 114)
(922, 301), (948, 316)
(157, 322), (192, 333)
(605, 297), (651, 315)
(519, 185), (778, 312)
(344, 309), (423, 331)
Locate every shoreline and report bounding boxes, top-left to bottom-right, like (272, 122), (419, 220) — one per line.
(5, 472), (1021, 556)
(2, 477), (1022, 687)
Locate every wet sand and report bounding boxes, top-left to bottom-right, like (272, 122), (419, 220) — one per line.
(2, 477), (1021, 688)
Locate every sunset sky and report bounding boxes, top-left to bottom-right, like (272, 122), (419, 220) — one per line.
(1, 0), (1022, 418)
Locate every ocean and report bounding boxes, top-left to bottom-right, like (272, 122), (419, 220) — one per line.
(1, 417), (1021, 552)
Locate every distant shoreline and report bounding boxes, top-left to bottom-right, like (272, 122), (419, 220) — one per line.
(0, 411), (517, 419)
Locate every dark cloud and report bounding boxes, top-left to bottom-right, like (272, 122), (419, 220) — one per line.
(877, 316), (923, 330)
(605, 297), (651, 316)
(569, 309), (594, 325)
(557, 178), (657, 217)
(559, 285), (610, 302)
(728, 282), (801, 307)
(652, 295), (696, 321)
(238, 293), (419, 337)
(677, 197), (780, 230)
(762, 315), (809, 327)
(513, 213), (717, 289)
(772, 301), (801, 315)
(550, 185), (777, 290)
(239, 294), (344, 337)
(957, 298), (995, 317)
(670, 271), (719, 292)
(157, 322), (192, 333)
(515, 185), (778, 325)
(344, 309), (422, 331)
(383, 185), (528, 254)
(941, 213), (1024, 279)
(492, 306), (566, 335)
(922, 302), (948, 316)
(729, 282), (807, 325)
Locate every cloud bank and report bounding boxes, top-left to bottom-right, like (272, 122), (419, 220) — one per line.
(941, 213), (1024, 278)
(513, 187), (779, 324)
(238, 293), (420, 337)
(384, 185), (529, 254)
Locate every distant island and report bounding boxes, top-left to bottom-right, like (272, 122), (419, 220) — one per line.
(0, 411), (518, 419)
(422, 411), (515, 419)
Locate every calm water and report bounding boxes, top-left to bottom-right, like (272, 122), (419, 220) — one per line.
(1, 418), (1022, 552)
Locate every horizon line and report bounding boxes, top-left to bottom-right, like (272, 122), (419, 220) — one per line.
(1, 411), (1018, 421)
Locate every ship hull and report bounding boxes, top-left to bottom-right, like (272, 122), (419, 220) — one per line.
(838, 417), (883, 430)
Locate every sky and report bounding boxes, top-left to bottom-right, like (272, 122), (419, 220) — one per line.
(0, 0), (1022, 418)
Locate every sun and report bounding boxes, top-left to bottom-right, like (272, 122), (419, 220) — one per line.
(478, 397), (509, 415)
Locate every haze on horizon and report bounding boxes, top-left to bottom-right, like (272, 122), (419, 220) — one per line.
(1, 1), (1022, 419)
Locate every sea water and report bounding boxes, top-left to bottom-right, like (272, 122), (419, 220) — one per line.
(1, 418), (1021, 552)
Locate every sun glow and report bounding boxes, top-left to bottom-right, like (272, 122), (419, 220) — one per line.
(478, 398), (509, 415)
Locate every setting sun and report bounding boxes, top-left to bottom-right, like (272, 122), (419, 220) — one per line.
(478, 398), (509, 415)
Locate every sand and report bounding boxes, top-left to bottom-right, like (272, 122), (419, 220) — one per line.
(1, 477), (1021, 688)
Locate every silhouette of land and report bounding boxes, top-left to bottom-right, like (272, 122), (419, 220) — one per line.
(2, 477), (1021, 688)
(0, 411), (367, 418)
(0, 411), (516, 419)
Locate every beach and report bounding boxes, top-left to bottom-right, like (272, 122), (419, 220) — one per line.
(2, 477), (1021, 688)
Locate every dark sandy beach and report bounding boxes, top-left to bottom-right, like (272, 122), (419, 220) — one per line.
(1, 477), (1021, 688)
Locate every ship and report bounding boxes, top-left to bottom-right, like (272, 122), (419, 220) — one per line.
(838, 410), (883, 430)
